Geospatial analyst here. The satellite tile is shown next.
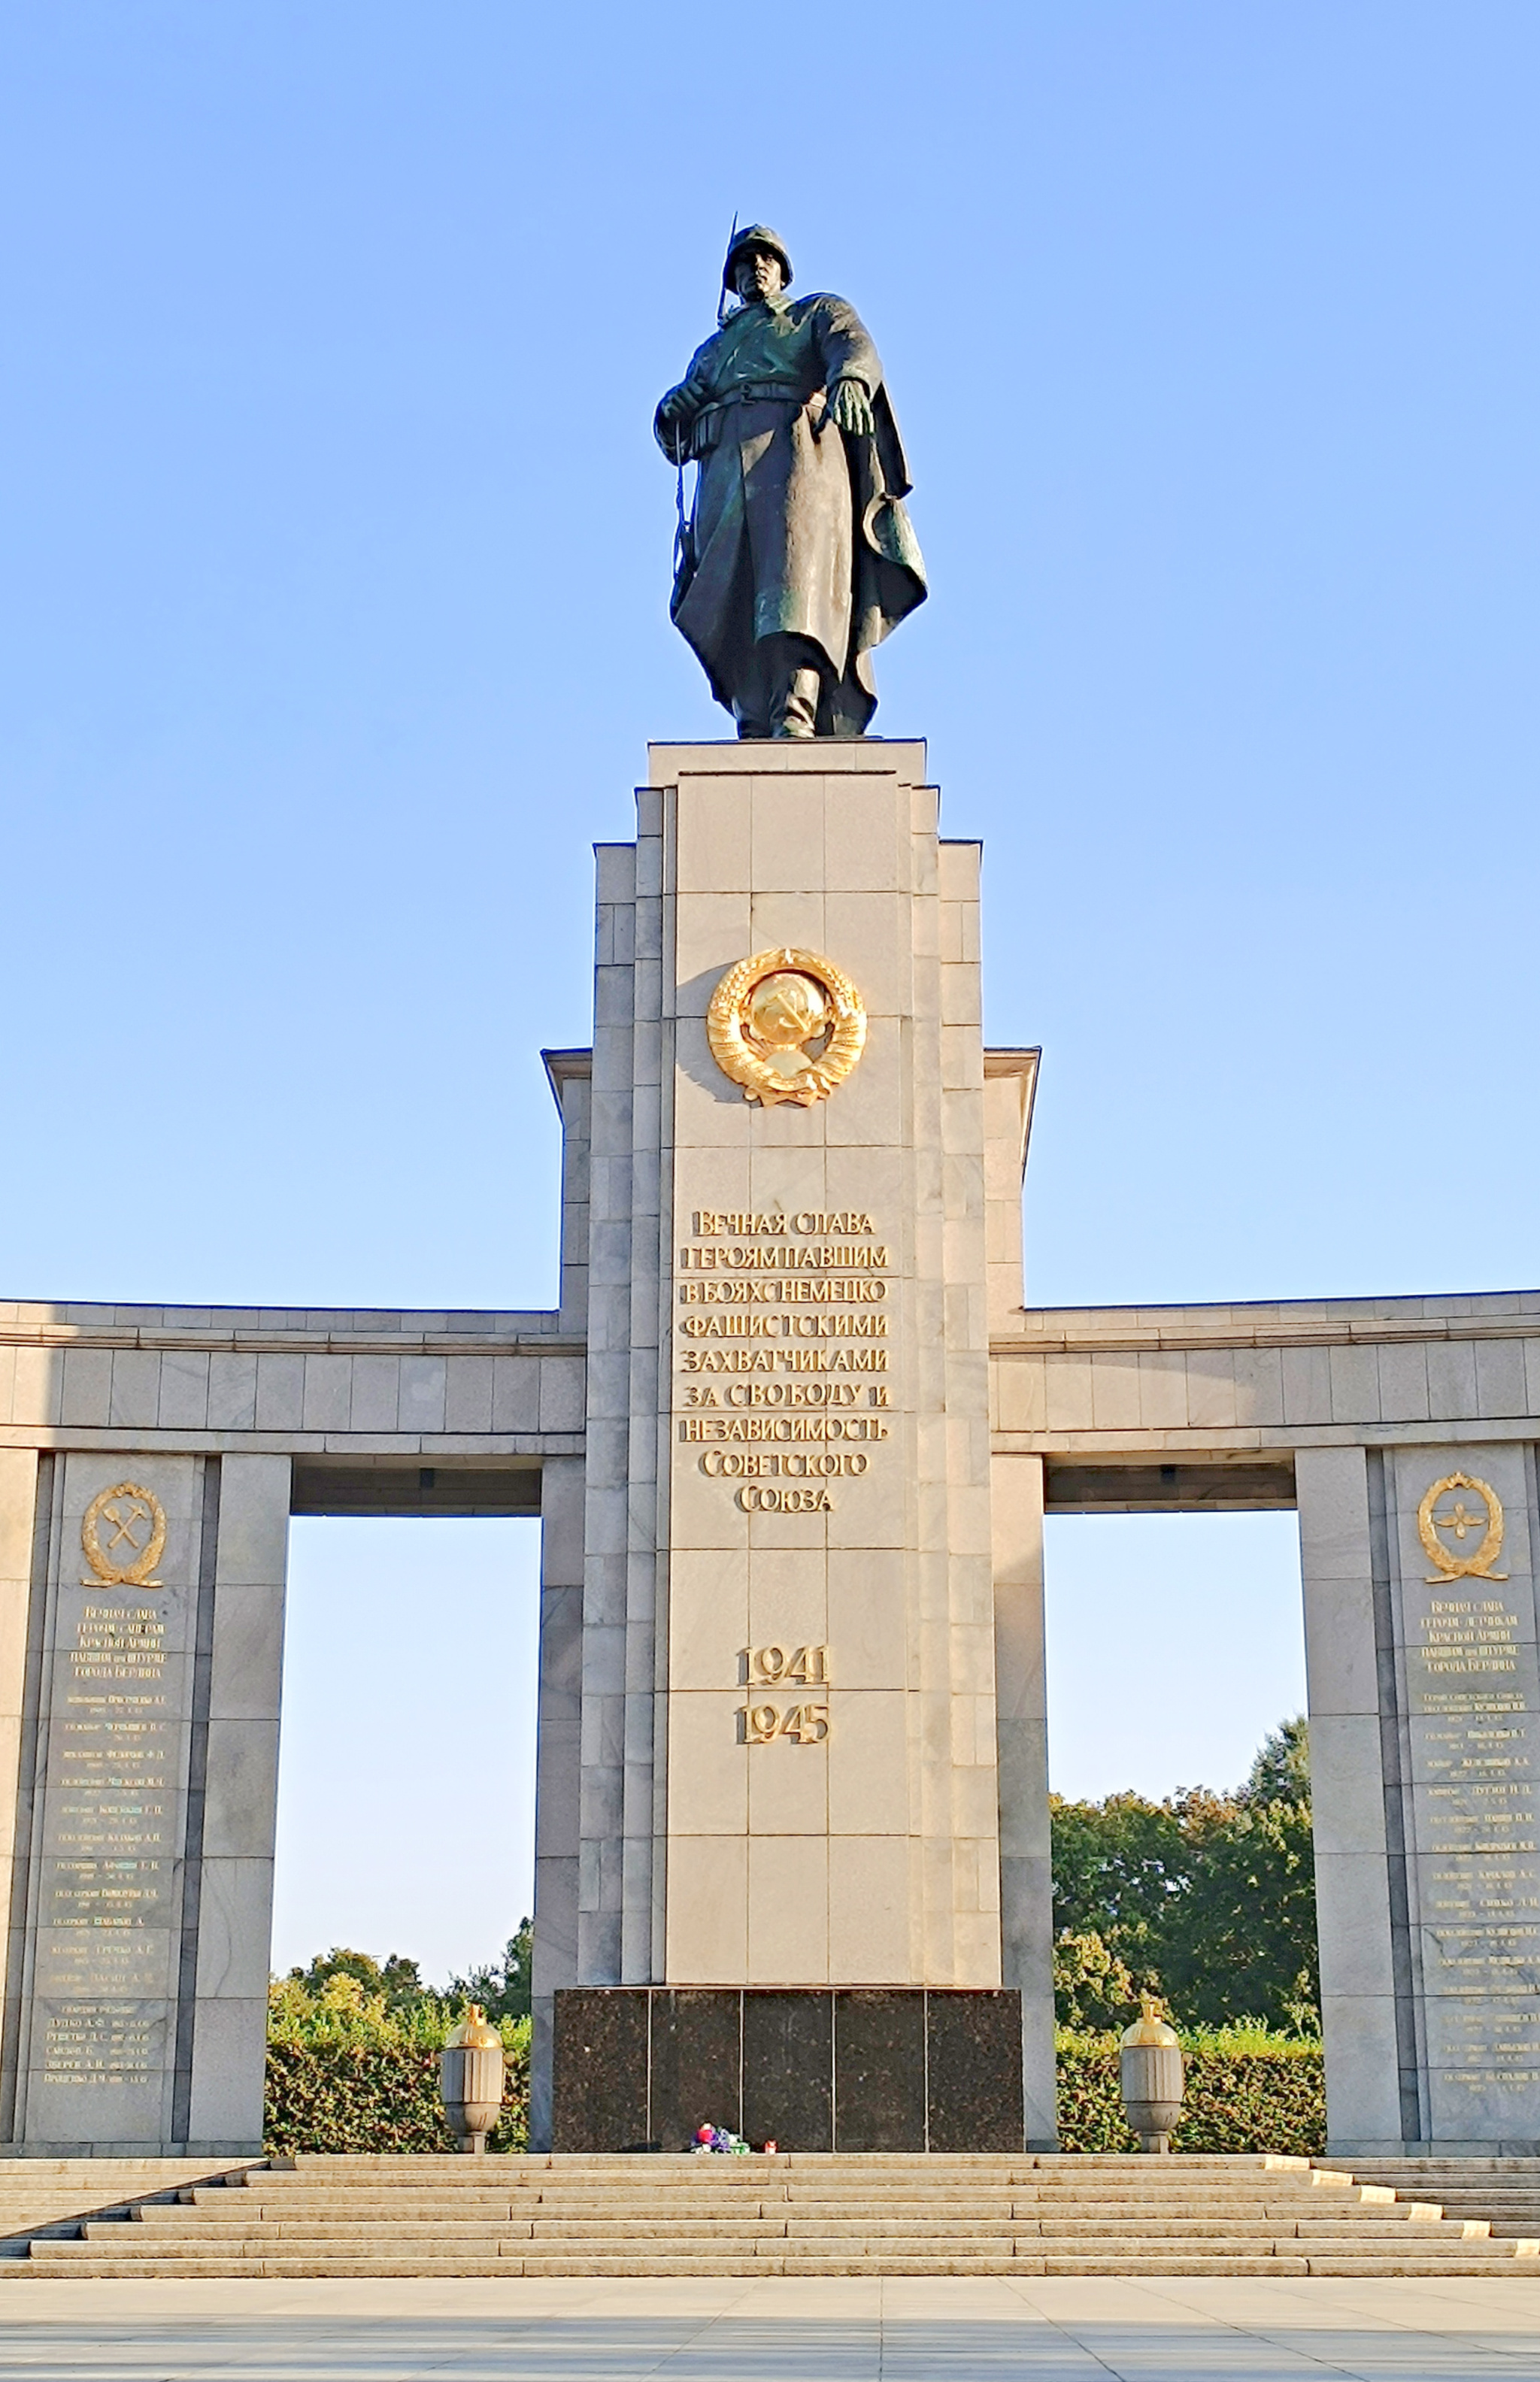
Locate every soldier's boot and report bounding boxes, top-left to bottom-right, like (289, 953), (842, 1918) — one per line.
(772, 665), (822, 738)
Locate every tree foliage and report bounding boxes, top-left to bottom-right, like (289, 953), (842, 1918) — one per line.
(283, 1946), (428, 2014)
(447, 1918), (532, 2023)
(265, 1962), (531, 2153)
(1050, 1715), (1319, 2033)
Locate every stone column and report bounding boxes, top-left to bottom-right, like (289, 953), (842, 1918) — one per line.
(1297, 1445), (1405, 2154)
(993, 1450), (1056, 2145)
(529, 1453), (585, 2151)
(1381, 1442), (1540, 2150)
(2, 1450), (290, 2153)
(186, 1453), (290, 2149)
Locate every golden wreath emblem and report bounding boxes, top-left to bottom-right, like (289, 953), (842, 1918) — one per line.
(81, 1480), (167, 1587)
(705, 947), (866, 1109)
(1417, 1471), (1508, 1584)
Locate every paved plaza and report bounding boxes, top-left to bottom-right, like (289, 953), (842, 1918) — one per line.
(2, 2275), (1540, 2380)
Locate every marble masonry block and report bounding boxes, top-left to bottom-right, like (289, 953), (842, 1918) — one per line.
(550, 1989), (650, 2151)
(926, 1990), (1023, 2151)
(824, 780), (908, 894)
(1378, 1341), (1432, 1424)
(834, 1696), (915, 1820)
(186, 1996), (266, 2147)
(215, 1456), (290, 1588)
(193, 1859), (276, 2001)
(668, 1549), (749, 1688)
(1425, 1340), (1480, 1421)
(1281, 1343), (1332, 1426)
(675, 780), (753, 895)
(1232, 1344), (1286, 1428)
(0, 1445), (36, 1576)
(1475, 1336), (1528, 1418)
(665, 1835), (747, 1980)
(744, 1547), (827, 1654)
(828, 1835), (910, 1982)
(1135, 1349), (1190, 1429)
(826, 1554), (908, 1689)
(492, 1355), (543, 1432)
(1329, 1343), (1382, 1425)
(648, 1987), (741, 2149)
(299, 1353), (351, 1432)
(833, 1990), (925, 2150)
(107, 1347), (160, 1430)
(207, 1583), (286, 1723)
(200, 1720), (280, 1857)
(8, 1345), (60, 1428)
(747, 1837), (828, 1981)
(675, 893), (753, 1005)
(1308, 1714), (1393, 1855)
(666, 1696), (747, 1835)
(747, 1732), (828, 1837)
(1088, 1352), (1141, 1432)
(1306, 1438), (1373, 1591)
(997, 1720), (1052, 1863)
(1314, 1852), (1397, 1998)
(253, 1353), (305, 1432)
(1320, 1990), (1408, 2152)
(205, 1350), (265, 1433)
(742, 1989), (832, 2150)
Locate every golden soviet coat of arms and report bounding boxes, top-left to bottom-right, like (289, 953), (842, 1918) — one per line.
(706, 947), (866, 1108)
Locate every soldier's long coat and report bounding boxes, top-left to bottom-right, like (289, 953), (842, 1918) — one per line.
(656, 292), (926, 735)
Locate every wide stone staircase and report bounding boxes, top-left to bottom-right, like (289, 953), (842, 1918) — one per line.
(1323, 2159), (1540, 2250)
(5, 2152), (1540, 2277)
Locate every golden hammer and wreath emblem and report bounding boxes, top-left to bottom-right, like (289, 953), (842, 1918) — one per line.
(81, 1481), (167, 1586)
(705, 947), (866, 1108)
(1417, 1471), (1507, 1584)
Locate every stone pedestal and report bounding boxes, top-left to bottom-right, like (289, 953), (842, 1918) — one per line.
(550, 1986), (1024, 2152)
(535, 738), (1021, 2147)
(1302, 1442), (1540, 2154)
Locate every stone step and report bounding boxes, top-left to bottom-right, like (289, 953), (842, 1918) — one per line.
(80, 2225), (1493, 2252)
(125, 2213), (1469, 2240)
(11, 2250), (1530, 2280)
(47, 2223), (1521, 2256)
(167, 2187), (1386, 2214)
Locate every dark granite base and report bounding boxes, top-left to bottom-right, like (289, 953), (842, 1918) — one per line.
(551, 1987), (1023, 2153)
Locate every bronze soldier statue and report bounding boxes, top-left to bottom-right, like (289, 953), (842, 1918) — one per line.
(655, 227), (926, 738)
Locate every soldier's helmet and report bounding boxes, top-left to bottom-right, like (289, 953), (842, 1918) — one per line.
(723, 225), (793, 293)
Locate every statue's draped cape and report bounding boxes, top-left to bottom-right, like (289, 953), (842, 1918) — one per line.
(656, 292), (926, 735)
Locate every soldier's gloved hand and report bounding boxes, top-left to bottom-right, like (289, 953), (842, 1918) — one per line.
(827, 377), (875, 436)
(656, 387), (694, 459)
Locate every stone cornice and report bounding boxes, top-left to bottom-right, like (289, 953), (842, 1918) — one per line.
(992, 1295), (1540, 1358)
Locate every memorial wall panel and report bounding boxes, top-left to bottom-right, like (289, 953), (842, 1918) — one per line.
(16, 1453), (209, 2148)
(1388, 1444), (1540, 2146)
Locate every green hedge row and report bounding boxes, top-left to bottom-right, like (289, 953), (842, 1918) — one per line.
(263, 2036), (530, 2156)
(262, 2038), (1322, 2158)
(1055, 2047), (1325, 2156)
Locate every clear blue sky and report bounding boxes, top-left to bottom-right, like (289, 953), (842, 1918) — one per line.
(3, 4), (1535, 1977)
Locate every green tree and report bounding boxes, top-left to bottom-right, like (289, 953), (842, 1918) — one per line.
(1053, 1927), (1138, 2030)
(1049, 1717), (1320, 2034)
(1049, 1791), (1191, 1990)
(1241, 1715), (1310, 1806)
(286, 1947), (426, 2013)
(448, 1918), (532, 2022)
(1160, 1797), (1320, 2032)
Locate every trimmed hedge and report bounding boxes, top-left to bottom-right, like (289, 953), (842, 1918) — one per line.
(1055, 2044), (1325, 2156)
(262, 2032), (1320, 2158)
(264, 2033), (530, 2155)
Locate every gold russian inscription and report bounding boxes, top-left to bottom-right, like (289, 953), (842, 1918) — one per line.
(675, 1207), (894, 1510)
